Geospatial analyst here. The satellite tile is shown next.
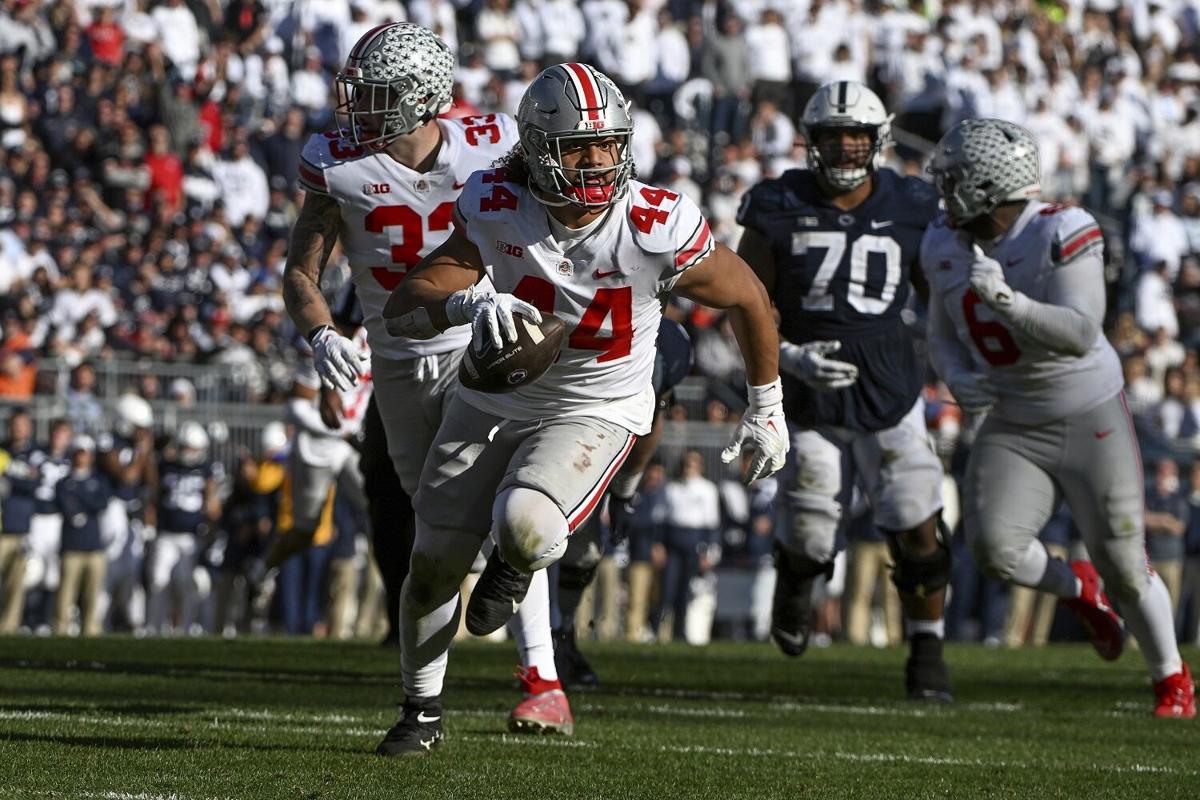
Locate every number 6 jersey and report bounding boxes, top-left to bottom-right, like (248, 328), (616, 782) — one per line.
(452, 170), (715, 435)
(298, 114), (518, 360)
(920, 201), (1123, 425)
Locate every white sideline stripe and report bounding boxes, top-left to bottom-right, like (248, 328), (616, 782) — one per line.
(460, 734), (1197, 776)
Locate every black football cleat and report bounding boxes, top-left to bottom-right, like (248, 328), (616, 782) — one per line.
(905, 633), (953, 702)
(465, 550), (532, 636)
(770, 545), (821, 657)
(553, 628), (600, 689)
(376, 697), (444, 757)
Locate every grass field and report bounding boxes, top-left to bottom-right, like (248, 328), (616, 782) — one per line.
(0, 636), (1196, 800)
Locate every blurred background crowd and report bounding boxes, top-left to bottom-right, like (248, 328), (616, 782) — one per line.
(2, 0), (1200, 647)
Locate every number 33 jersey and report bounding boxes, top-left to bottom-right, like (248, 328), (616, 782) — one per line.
(737, 168), (938, 432)
(452, 171), (715, 435)
(298, 114), (518, 360)
(920, 201), (1123, 425)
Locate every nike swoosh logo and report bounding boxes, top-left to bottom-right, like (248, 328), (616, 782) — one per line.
(869, 220), (893, 229)
(773, 629), (807, 647)
(453, 181), (465, 190)
(1094, 429), (1114, 440)
(592, 268), (620, 279)
(416, 712), (441, 723)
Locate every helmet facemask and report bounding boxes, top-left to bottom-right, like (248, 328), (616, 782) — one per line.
(807, 123), (884, 190)
(523, 128), (633, 208)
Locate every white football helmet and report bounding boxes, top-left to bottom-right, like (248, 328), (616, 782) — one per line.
(517, 63), (634, 208)
(177, 421), (209, 466)
(114, 393), (153, 437)
(335, 23), (455, 149)
(260, 421), (288, 455)
(926, 118), (1041, 224)
(801, 81), (893, 190)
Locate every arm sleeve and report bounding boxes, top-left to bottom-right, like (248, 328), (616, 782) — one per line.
(287, 396), (333, 436)
(926, 293), (978, 388)
(1000, 248), (1104, 358)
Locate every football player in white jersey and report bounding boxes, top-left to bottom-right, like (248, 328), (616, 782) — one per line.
(280, 23), (573, 743)
(923, 119), (1195, 718)
(380, 62), (788, 755)
(260, 306), (371, 574)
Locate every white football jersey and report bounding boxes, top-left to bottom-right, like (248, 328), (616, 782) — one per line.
(453, 172), (715, 434)
(299, 114), (518, 359)
(921, 201), (1123, 425)
(294, 326), (373, 440)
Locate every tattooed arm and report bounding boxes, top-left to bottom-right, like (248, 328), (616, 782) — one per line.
(283, 192), (342, 337)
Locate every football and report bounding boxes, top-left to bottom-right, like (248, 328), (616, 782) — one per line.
(458, 312), (566, 393)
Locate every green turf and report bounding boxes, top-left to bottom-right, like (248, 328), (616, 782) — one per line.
(0, 636), (1196, 799)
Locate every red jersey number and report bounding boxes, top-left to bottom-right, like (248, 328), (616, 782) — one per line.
(365, 202), (456, 290)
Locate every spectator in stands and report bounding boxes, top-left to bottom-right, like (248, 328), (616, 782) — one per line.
(0, 313), (36, 399)
(626, 460), (667, 644)
(1136, 261), (1179, 339)
(659, 450), (721, 643)
(64, 361), (103, 435)
(842, 497), (902, 648)
(53, 433), (110, 636)
(1146, 458), (1190, 615)
(1132, 190), (1191, 278)
(0, 408), (37, 632)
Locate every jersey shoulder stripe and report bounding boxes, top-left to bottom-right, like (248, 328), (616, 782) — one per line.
(298, 159), (328, 194)
(674, 218), (714, 271)
(1061, 225), (1102, 259)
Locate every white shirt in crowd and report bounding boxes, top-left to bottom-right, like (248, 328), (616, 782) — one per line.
(746, 18), (791, 83)
(1135, 268), (1179, 340)
(214, 154), (270, 227)
(665, 475), (721, 531)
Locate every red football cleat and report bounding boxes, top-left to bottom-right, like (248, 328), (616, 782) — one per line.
(508, 666), (574, 736)
(1154, 663), (1196, 719)
(1061, 560), (1125, 661)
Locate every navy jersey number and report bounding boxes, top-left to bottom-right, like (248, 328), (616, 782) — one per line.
(794, 232), (902, 315)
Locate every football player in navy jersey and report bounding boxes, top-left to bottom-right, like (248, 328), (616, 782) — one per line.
(97, 393), (158, 633)
(147, 422), (223, 635)
(737, 81), (952, 700)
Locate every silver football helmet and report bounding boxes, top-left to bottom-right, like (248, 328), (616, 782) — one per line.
(926, 119), (1041, 224)
(801, 81), (892, 190)
(516, 63), (634, 208)
(335, 23), (455, 149)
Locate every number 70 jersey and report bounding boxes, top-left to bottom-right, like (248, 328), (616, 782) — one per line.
(452, 170), (715, 435)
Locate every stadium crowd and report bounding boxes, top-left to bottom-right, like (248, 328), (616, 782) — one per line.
(1, 0), (1200, 646)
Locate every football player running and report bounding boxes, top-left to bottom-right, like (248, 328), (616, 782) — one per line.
(280, 23), (571, 740)
(381, 62), (787, 754)
(923, 118), (1195, 718)
(737, 82), (952, 701)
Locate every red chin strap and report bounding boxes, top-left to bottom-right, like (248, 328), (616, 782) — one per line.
(566, 183), (616, 205)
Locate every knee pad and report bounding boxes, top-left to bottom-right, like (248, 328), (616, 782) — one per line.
(886, 524), (952, 596)
(774, 542), (835, 583)
(782, 492), (841, 565)
(492, 486), (569, 573)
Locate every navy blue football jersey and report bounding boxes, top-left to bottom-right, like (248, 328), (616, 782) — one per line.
(97, 432), (145, 507)
(158, 459), (222, 535)
(737, 168), (938, 431)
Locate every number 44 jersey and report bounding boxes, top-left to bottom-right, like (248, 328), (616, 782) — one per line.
(452, 171), (715, 436)
(920, 201), (1123, 426)
(737, 168), (938, 432)
(298, 114), (518, 360)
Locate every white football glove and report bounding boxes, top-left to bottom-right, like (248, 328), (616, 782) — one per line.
(950, 373), (998, 414)
(446, 286), (542, 352)
(779, 340), (859, 391)
(311, 326), (367, 392)
(721, 378), (789, 484)
(968, 244), (1015, 313)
